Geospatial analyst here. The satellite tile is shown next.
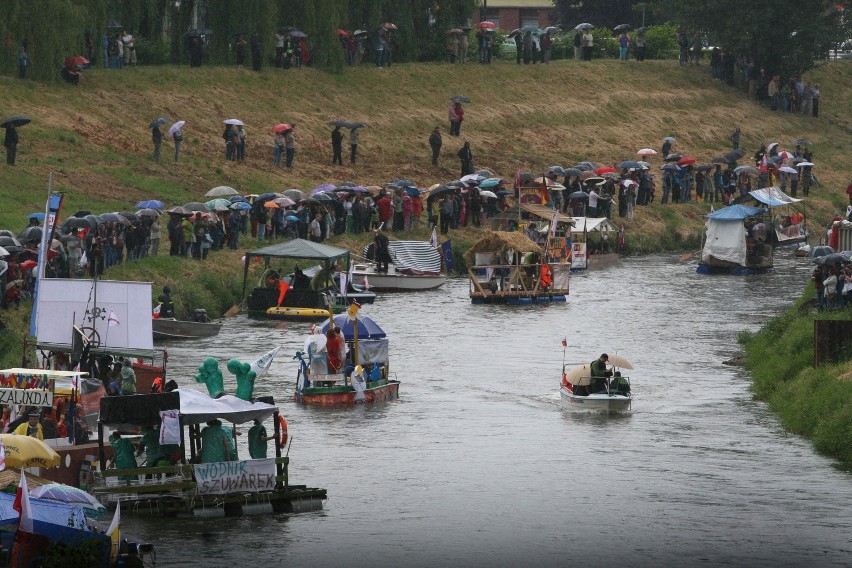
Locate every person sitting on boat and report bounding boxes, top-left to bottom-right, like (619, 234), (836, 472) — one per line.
(157, 286), (175, 318)
(136, 424), (167, 467)
(609, 371), (630, 396)
(13, 413), (43, 440)
(368, 363), (383, 382)
(199, 419), (232, 463)
(292, 266), (311, 290)
(326, 327), (345, 374)
(120, 358), (137, 395)
(589, 353), (613, 394)
(107, 377), (123, 396)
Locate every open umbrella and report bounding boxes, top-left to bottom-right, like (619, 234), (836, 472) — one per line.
(478, 190), (498, 199)
(136, 208), (161, 218)
(584, 176), (606, 185)
(17, 226), (41, 243)
(63, 56), (89, 67)
(272, 123), (292, 133)
(168, 120), (186, 136)
(734, 166), (759, 175)
(223, 118), (244, 126)
(594, 166), (617, 175)
(312, 183), (335, 195)
(607, 353), (634, 369)
(710, 156), (730, 165)
(0, 246), (9, 257)
(575, 23), (593, 30)
(205, 199), (232, 212)
(323, 314), (386, 340)
(663, 136), (677, 143)
(793, 138), (811, 146)
(205, 186), (238, 198)
(118, 212), (139, 222)
(546, 166), (565, 176)
(0, 435), (60, 468)
(478, 21), (497, 30)
(663, 153), (682, 162)
(676, 156), (696, 166)
(451, 95), (471, 103)
(381, 23), (398, 30)
(184, 28), (214, 37)
(314, 192), (335, 202)
(810, 246), (835, 259)
(26, 212), (45, 221)
(289, 30), (308, 38)
(353, 29), (368, 36)
(135, 199), (165, 209)
(478, 178), (503, 189)
(166, 206), (189, 216)
(544, 26), (560, 34)
(778, 166), (798, 174)
(564, 364), (592, 386)
(661, 164), (681, 172)
(812, 253), (849, 266)
(725, 149), (746, 161)
(796, 161), (815, 167)
(61, 217), (92, 230)
(695, 165), (714, 171)
(574, 162), (596, 171)
(446, 29), (464, 35)
(613, 24), (632, 32)
(230, 201), (251, 211)
(283, 189), (307, 201)
(562, 168), (582, 178)
(520, 25), (539, 33)
(264, 201), (279, 209)
(617, 160), (642, 170)
(99, 212), (125, 225)
(637, 148), (657, 156)
(183, 202), (209, 212)
(0, 115), (31, 128)
(30, 483), (106, 516)
(148, 117), (170, 129)
(337, 29), (350, 37)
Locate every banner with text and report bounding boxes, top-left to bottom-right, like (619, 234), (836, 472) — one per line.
(0, 388), (53, 407)
(194, 458), (276, 495)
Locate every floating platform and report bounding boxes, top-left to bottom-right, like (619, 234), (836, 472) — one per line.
(471, 293), (567, 305)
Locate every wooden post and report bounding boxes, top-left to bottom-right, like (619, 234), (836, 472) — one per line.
(273, 410), (282, 490)
(188, 424), (197, 463)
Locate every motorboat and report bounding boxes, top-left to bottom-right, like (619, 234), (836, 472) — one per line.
(353, 240), (447, 292)
(558, 355), (633, 414)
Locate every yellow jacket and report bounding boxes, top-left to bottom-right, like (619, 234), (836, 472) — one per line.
(13, 422), (44, 441)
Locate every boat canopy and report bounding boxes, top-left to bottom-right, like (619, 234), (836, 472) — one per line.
(569, 217), (619, 234)
(100, 389), (278, 426)
(749, 187), (802, 207)
(463, 231), (541, 263)
(489, 203), (574, 229)
(362, 240), (441, 275)
(322, 313), (386, 339)
(705, 204), (767, 221)
(242, 238), (351, 297)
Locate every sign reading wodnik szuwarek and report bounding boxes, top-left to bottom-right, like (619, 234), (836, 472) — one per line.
(194, 458), (276, 495)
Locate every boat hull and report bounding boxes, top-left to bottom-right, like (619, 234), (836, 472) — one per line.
(559, 386), (631, 413)
(152, 318), (222, 340)
(295, 380), (400, 405)
(351, 266), (446, 292)
(265, 307), (333, 321)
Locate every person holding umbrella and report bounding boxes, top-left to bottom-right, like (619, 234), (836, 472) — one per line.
(284, 124), (296, 169)
(234, 34), (247, 69)
(169, 121), (185, 162)
(3, 125), (19, 166)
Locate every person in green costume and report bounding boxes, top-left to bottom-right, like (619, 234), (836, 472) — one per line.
(222, 424), (239, 461)
(227, 359), (256, 401)
(248, 419), (273, 459)
(199, 419), (231, 463)
(109, 432), (139, 481)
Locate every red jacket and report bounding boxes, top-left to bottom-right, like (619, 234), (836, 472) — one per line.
(376, 197), (393, 222)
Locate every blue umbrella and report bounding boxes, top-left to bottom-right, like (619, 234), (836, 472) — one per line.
(322, 314), (386, 340)
(229, 195), (248, 203)
(405, 187), (421, 197)
(256, 192), (278, 201)
(661, 164), (681, 172)
(286, 215), (299, 222)
(617, 160), (642, 170)
(26, 212), (45, 221)
(135, 199), (165, 209)
(479, 178), (502, 189)
(230, 201), (251, 210)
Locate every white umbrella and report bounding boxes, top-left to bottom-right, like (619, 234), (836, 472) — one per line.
(796, 161), (814, 167)
(460, 174), (481, 183)
(607, 353), (633, 370)
(223, 118), (244, 126)
(767, 142), (779, 152)
(304, 334), (327, 354)
(0, 245), (9, 257)
(478, 190), (498, 199)
(778, 166), (797, 174)
(637, 148), (657, 156)
(167, 120), (186, 136)
(564, 364), (592, 386)
(205, 186), (239, 197)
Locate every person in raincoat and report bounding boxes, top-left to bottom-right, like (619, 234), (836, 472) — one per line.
(109, 432), (139, 480)
(349, 127), (360, 164)
(199, 419), (232, 463)
(429, 126), (442, 166)
(331, 126), (343, 165)
(136, 425), (166, 467)
(458, 141), (474, 177)
(3, 125), (18, 166)
(248, 419), (273, 459)
(120, 358), (137, 394)
(172, 124), (183, 162)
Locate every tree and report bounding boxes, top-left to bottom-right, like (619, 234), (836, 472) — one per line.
(653, 0), (851, 77)
(554, 0), (647, 30)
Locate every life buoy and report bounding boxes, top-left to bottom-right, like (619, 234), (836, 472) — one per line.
(278, 415), (288, 447)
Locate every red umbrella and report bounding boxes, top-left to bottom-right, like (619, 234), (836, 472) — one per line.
(19, 260), (37, 271)
(272, 123), (292, 133)
(478, 21), (497, 29)
(594, 166), (617, 175)
(676, 156), (696, 166)
(337, 29), (350, 37)
(64, 56), (89, 67)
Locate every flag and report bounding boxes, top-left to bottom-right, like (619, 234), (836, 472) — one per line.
(153, 304), (161, 317)
(430, 227), (438, 249)
(0, 440), (5, 471)
(14, 469), (33, 532)
(30, 190), (64, 338)
(549, 210), (559, 238)
(361, 275), (369, 290)
(561, 338), (567, 347)
(108, 308), (120, 327)
(250, 346), (282, 379)
(339, 272), (349, 298)
(107, 499), (121, 560)
(441, 240), (454, 272)
(347, 300), (361, 320)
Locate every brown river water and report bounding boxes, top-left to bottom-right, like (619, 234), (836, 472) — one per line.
(123, 252), (852, 568)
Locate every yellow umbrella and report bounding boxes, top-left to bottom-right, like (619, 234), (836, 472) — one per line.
(563, 364), (592, 386)
(607, 354), (634, 370)
(0, 434), (61, 469)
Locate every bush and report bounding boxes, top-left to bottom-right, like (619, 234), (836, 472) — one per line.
(135, 38), (171, 65)
(642, 24), (679, 60)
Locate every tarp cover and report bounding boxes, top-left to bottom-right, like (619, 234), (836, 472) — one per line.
(247, 238), (349, 261)
(569, 217), (619, 234)
(174, 388), (277, 425)
(0, 491), (97, 545)
(705, 205), (766, 220)
(749, 187), (802, 207)
(702, 219), (747, 265)
(362, 241), (441, 275)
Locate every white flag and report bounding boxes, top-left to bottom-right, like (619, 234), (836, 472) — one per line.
(430, 227), (438, 248)
(107, 498), (121, 536)
(250, 346), (282, 379)
(16, 469), (33, 532)
(339, 272), (349, 298)
(107, 308), (120, 327)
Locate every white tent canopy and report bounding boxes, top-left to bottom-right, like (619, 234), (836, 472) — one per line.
(570, 217), (619, 234)
(175, 388), (277, 425)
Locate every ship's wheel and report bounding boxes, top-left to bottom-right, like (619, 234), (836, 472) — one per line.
(78, 326), (102, 348)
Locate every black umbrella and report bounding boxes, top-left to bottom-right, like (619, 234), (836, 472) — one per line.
(810, 246), (835, 259)
(84, 214), (101, 227)
(725, 149), (746, 161)
(547, 166), (565, 176)
(0, 230), (15, 238)
(17, 226), (42, 243)
(695, 164), (715, 171)
(119, 212), (139, 222)
(98, 212), (123, 223)
(0, 115), (31, 128)
(793, 138), (811, 146)
(508, 29), (521, 38)
(563, 168), (583, 178)
(283, 189), (307, 201)
(427, 185), (454, 198)
(613, 24), (632, 32)
(183, 202), (209, 212)
(166, 206), (191, 216)
(812, 253), (849, 266)
(617, 160), (642, 170)
(149, 117), (170, 129)
(62, 217), (92, 230)
(0, 236), (23, 248)
(73, 210), (92, 217)
(314, 192), (335, 202)
(568, 191), (589, 200)
(663, 153), (683, 162)
(711, 156), (730, 165)
(451, 95), (471, 104)
(574, 162), (595, 171)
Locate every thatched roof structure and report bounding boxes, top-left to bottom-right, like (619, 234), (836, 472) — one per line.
(464, 231), (542, 262)
(0, 467), (53, 492)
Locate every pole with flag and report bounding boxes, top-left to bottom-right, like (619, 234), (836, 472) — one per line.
(12, 468), (34, 565)
(107, 499), (121, 561)
(250, 346), (282, 379)
(30, 175), (64, 339)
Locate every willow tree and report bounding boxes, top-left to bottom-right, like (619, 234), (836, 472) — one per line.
(205, 0), (278, 65)
(0, 0), (107, 82)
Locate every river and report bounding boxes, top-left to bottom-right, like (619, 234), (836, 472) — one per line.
(124, 252), (852, 567)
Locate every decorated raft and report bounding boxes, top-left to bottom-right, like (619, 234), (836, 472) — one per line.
(93, 387), (325, 517)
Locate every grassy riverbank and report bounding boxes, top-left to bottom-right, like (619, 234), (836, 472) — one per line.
(740, 292), (852, 469)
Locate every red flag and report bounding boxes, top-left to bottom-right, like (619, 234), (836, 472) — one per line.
(14, 469), (34, 532)
(561, 338), (567, 347)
